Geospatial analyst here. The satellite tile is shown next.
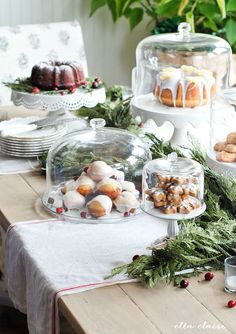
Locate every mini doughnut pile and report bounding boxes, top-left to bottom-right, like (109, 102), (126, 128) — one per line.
(214, 132), (236, 163)
(145, 174), (200, 214)
(48, 161), (140, 219)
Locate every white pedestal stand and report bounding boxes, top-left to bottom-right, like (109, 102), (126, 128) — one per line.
(142, 203), (206, 245)
(132, 94), (210, 147)
(11, 88), (106, 120)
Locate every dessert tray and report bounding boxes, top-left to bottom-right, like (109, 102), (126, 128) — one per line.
(42, 160), (142, 224)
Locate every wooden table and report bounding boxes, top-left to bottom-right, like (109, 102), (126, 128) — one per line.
(0, 107), (235, 334)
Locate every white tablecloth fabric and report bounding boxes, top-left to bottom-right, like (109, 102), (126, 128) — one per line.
(0, 152), (38, 174)
(5, 215), (167, 334)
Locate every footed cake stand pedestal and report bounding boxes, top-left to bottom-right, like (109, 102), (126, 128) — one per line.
(132, 93), (210, 147)
(11, 88), (106, 120)
(142, 203), (206, 245)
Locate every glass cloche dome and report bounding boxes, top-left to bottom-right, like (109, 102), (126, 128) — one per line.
(133, 22), (231, 98)
(142, 153), (205, 219)
(207, 89), (236, 178)
(42, 118), (151, 222)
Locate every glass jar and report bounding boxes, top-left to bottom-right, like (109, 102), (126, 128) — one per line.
(142, 153), (204, 219)
(133, 22), (231, 107)
(42, 118), (151, 222)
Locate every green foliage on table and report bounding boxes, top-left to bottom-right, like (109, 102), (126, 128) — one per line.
(107, 136), (236, 287)
(89, 0), (236, 52)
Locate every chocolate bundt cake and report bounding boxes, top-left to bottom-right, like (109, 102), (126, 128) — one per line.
(153, 65), (216, 108)
(30, 61), (85, 90)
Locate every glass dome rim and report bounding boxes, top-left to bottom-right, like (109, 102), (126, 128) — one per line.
(137, 32), (231, 49)
(144, 156), (203, 174)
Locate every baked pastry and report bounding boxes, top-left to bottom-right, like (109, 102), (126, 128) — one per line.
(120, 181), (139, 197)
(111, 169), (125, 183)
(113, 191), (139, 213)
(87, 161), (113, 182)
(63, 191), (85, 210)
(214, 132), (236, 162)
(216, 151), (236, 162)
(87, 195), (113, 218)
(30, 61), (85, 90)
(153, 65), (216, 108)
(76, 174), (96, 196)
(214, 142), (226, 152)
(161, 205), (177, 214)
(226, 132), (236, 145)
(96, 178), (121, 199)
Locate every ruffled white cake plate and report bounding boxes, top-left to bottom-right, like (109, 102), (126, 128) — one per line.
(207, 150), (236, 179)
(132, 93), (210, 147)
(11, 87), (106, 116)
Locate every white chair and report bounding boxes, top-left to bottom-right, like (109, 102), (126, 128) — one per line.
(0, 20), (88, 306)
(0, 20), (88, 106)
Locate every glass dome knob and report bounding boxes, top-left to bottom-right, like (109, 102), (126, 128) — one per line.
(90, 118), (106, 130)
(178, 22), (191, 39)
(167, 152), (178, 163)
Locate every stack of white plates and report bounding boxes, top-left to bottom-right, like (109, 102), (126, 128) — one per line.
(0, 117), (66, 158)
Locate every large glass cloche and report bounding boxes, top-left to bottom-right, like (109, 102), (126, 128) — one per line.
(133, 22), (231, 98)
(42, 118), (151, 222)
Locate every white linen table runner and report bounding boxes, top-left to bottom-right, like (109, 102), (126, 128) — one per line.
(5, 215), (167, 334)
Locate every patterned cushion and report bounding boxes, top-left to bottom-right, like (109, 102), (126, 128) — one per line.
(0, 21), (88, 106)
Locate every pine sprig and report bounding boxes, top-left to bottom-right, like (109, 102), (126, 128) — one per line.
(109, 221), (236, 287)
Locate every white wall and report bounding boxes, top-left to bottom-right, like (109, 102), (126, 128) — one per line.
(0, 0), (150, 86)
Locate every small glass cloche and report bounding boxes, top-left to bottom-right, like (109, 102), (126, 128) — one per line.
(133, 22), (231, 107)
(207, 90), (236, 178)
(142, 153), (205, 219)
(42, 118), (151, 222)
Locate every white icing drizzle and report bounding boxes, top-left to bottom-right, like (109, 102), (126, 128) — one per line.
(155, 65), (215, 107)
(97, 178), (122, 191)
(113, 191), (139, 213)
(76, 174), (96, 188)
(87, 195), (113, 214)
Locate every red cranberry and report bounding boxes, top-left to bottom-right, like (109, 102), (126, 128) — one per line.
(204, 272), (214, 281)
(227, 300), (236, 308)
(92, 81), (98, 89)
(80, 212), (88, 219)
(83, 166), (89, 173)
(56, 207), (63, 214)
(180, 279), (189, 288)
(33, 87), (40, 94)
(124, 211), (130, 217)
(70, 87), (77, 94)
(60, 91), (65, 96)
(132, 255), (140, 261)
(94, 77), (100, 82)
(73, 176), (79, 181)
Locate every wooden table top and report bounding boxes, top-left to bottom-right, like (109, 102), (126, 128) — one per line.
(0, 107), (235, 334)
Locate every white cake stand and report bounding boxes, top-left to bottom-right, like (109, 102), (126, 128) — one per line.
(132, 93), (210, 147)
(142, 201), (206, 244)
(11, 87), (106, 118)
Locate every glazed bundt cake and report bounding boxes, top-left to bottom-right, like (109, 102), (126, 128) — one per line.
(153, 65), (216, 108)
(30, 61), (85, 90)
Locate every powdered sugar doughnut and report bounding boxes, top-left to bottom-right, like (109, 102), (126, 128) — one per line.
(97, 178), (122, 199)
(87, 195), (113, 218)
(87, 161), (113, 182)
(113, 191), (139, 213)
(63, 191), (85, 210)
